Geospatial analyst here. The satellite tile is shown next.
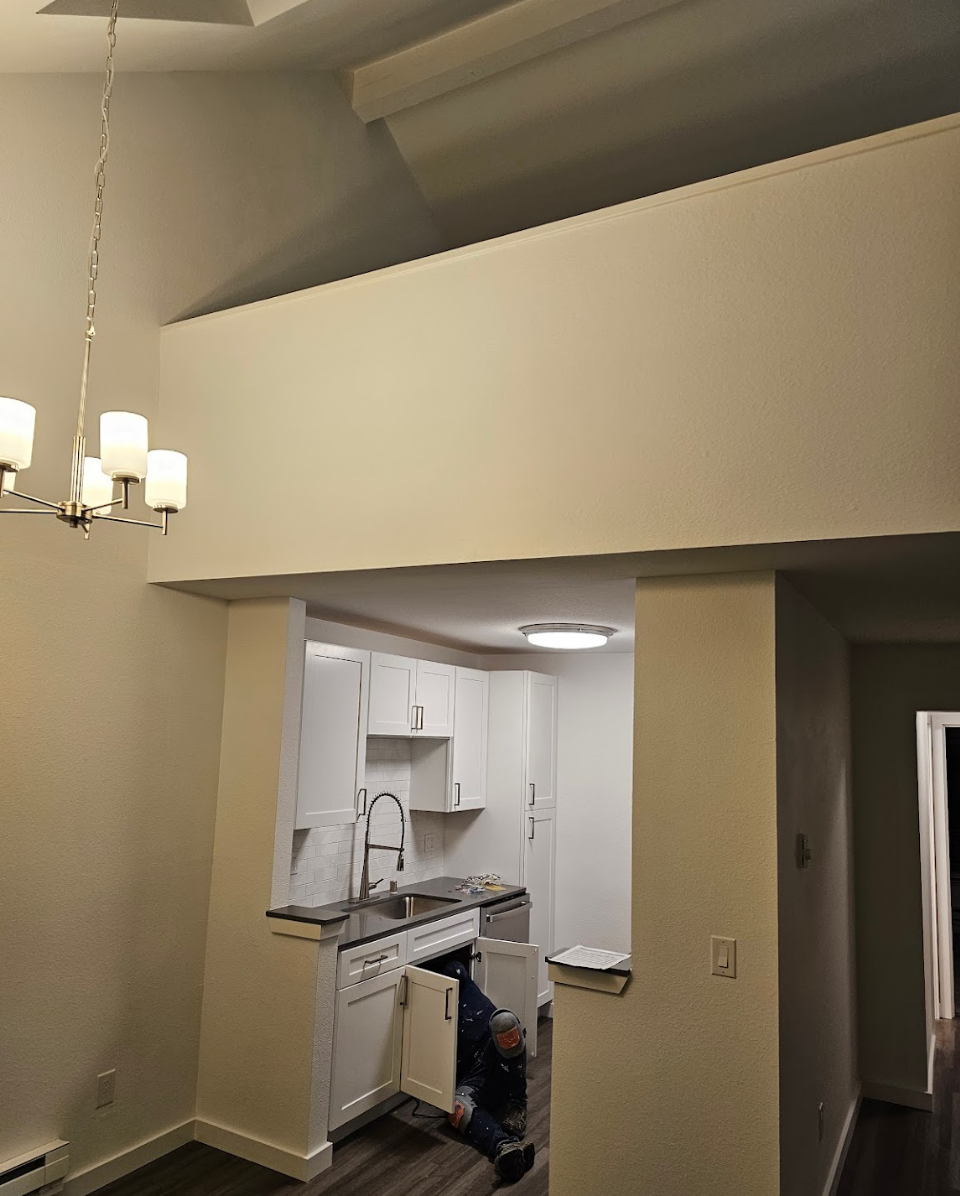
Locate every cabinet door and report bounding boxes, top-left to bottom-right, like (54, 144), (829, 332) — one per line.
(296, 643), (369, 829)
(525, 672), (558, 809)
(415, 660), (456, 738)
(368, 653), (418, 736)
(475, 937), (539, 1059)
(523, 809), (557, 1006)
(400, 966), (459, 1112)
(329, 968), (404, 1131)
(451, 668), (488, 810)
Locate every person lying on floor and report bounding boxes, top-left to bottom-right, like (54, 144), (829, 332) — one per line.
(434, 959), (536, 1183)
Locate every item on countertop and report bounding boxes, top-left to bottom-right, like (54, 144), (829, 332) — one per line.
(549, 945), (631, 971)
(463, 873), (505, 891)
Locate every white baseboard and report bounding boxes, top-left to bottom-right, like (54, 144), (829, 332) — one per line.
(63, 1121), (195, 1196)
(929, 1031), (937, 1094)
(194, 1119), (332, 1182)
(861, 1080), (934, 1111)
(822, 1086), (862, 1196)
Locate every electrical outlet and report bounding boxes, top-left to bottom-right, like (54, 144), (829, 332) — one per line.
(424, 833), (438, 853)
(96, 1070), (116, 1109)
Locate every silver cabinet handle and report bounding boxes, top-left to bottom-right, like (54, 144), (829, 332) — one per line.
(529, 782), (536, 806)
(412, 704), (424, 732)
(418, 705), (424, 730)
(399, 974), (408, 1006)
(455, 782), (461, 808)
(529, 817), (535, 840)
(357, 787), (367, 819)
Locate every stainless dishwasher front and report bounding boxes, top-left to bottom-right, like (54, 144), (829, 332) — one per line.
(481, 894), (532, 942)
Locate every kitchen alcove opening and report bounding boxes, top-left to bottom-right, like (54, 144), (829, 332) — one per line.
(275, 567), (636, 1178)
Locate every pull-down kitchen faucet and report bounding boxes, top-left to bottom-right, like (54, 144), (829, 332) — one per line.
(355, 791), (406, 902)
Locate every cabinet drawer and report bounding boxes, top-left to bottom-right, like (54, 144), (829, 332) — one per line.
(406, 909), (481, 965)
(338, 933), (407, 989)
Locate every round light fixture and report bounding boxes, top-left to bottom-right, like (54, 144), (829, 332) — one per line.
(520, 623), (616, 650)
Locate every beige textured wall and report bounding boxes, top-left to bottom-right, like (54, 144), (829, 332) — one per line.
(851, 645), (960, 1094)
(776, 579), (856, 1196)
(0, 70), (441, 1184)
(196, 599), (334, 1171)
(151, 114), (960, 585)
(550, 574), (780, 1196)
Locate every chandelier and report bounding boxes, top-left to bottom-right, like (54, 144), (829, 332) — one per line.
(0, 0), (187, 540)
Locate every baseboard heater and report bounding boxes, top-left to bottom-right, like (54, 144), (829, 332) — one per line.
(0, 1142), (69, 1196)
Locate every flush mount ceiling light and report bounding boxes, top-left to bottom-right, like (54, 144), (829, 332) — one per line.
(519, 624), (616, 650)
(0, 0), (187, 540)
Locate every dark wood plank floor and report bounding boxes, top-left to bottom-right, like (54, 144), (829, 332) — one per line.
(98, 1020), (552, 1196)
(838, 1019), (960, 1196)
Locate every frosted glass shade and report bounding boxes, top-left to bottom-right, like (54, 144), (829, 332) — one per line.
(100, 410), (148, 480)
(0, 396), (36, 470)
(80, 457), (114, 511)
(145, 450), (187, 511)
(520, 623), (615, 650)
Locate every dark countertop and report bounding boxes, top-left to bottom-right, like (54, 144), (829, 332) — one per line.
(267, 875), (527, 949)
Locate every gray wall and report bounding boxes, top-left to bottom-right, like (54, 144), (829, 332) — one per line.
(852, 644), (960, 1095)
(776, 579), (857, 1196)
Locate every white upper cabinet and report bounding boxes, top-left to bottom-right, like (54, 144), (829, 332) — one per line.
(367, 653), (418, 736)
(296, 642), (369, 829)
(525, 672), (558, 809)
(416, 659), (456, 738)
(451, 668), (489, 811)
(368, 653), (456, 738)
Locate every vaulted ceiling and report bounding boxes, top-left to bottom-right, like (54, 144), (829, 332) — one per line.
(6, 0), (960, 251)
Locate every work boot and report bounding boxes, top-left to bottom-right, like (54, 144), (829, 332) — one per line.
(501, 1100), (527, 1138)
(494, 1140), (535, 1183)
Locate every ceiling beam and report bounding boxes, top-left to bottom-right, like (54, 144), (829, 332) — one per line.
(345, 0), (687, 124)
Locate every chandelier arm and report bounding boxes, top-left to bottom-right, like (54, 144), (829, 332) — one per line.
(94, 512), (166, 531)
(0, 509), (58, 516)
(71, 0), (120, 505)
(5, 489), (64, 511)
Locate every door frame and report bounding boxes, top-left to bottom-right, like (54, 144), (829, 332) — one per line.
(918, 711), (960, 1021)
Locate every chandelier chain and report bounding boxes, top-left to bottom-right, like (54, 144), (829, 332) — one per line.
(76, 0), (120, 450)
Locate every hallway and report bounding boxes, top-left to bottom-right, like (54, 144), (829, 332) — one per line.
(838, 1020), (960, 1194)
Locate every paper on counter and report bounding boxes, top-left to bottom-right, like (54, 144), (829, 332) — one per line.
(550, 945), (631, 970)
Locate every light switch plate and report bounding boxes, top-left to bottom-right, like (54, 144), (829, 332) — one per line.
(711, 936), (737, 979)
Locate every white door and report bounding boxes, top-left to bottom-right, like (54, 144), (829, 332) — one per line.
(525, 672), (558, 809)
(475, 937), (539, 1058)
(329, 967), (404, 1131)
(451, 668), (488, 810)
(369, 653), (418, 736)
(416, 660), (456, 738)
(523, 809), (557, 1006)
(296, 643), (369, 828)
(400, 966), (459, 1112)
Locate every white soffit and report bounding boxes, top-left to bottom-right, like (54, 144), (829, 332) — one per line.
(39, 0), (322, 24)
(39, 0), (256, 23)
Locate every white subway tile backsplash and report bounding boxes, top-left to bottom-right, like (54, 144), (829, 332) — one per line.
(288, 737), (446, 906)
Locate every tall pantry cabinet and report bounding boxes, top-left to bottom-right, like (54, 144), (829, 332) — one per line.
(445, 670), (558, 1007)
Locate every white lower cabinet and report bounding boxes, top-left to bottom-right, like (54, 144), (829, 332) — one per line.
(524, 808), (557, 1006)
(329, 911), (539, 1135)
(329, 968), (405, 1131)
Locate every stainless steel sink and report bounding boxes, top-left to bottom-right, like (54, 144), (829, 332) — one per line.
(343, 893), (461, 919)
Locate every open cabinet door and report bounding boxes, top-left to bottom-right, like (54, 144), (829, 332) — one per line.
(400, 966), (459, 1112)
(475, 937), (539, 1059)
